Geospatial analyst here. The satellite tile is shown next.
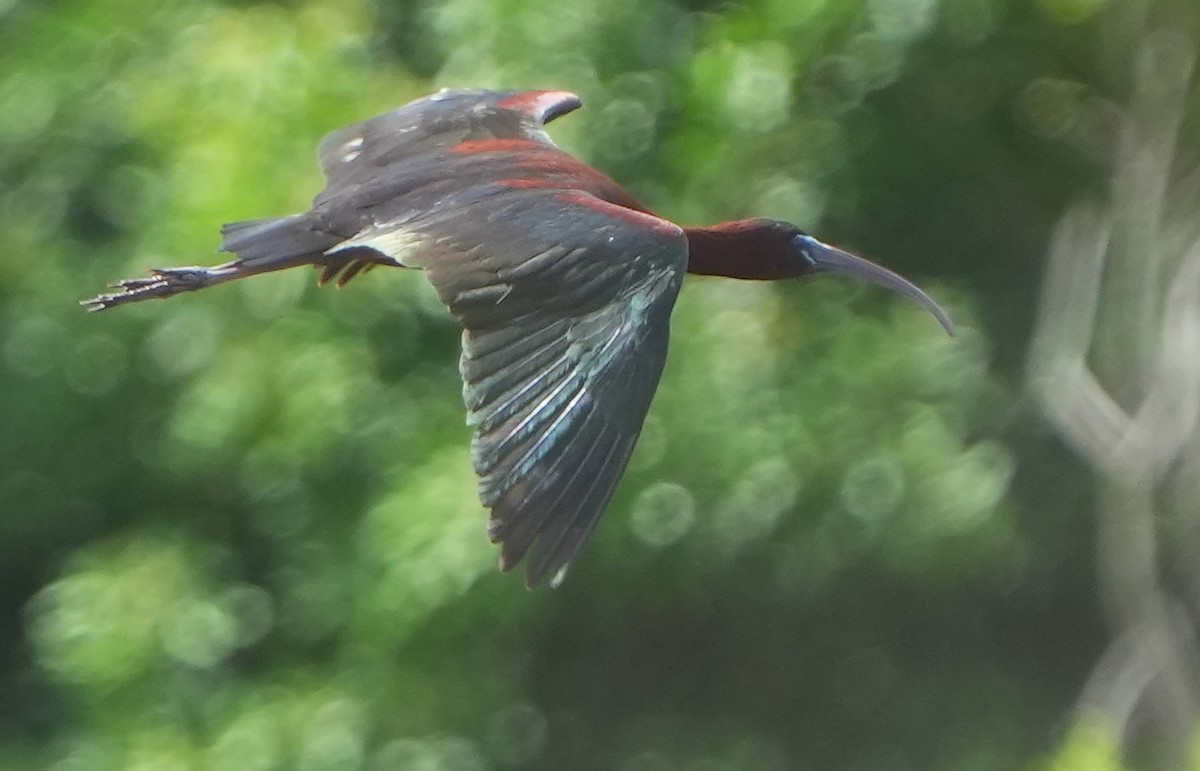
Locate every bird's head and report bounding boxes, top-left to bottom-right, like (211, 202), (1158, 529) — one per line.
(686, 218), (955, 335)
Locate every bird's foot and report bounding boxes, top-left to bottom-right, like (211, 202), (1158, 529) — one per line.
(81, 266), (227, 311)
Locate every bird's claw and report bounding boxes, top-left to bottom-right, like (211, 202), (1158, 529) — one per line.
(81, 267), (216, 311)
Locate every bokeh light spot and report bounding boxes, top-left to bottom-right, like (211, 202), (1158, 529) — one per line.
(298, 698), (366, 771)
(207, 705), (283, 771)
(1037, 0), (1108, 23)
(593, 97), (658, 161)
(844, 33), (906, 91)
(1020, 78), (1087, 139)
(374, 738), (438, 771)
(841, 454), (906, 524)
(754, 175), (827, 227)
(486, 702), (547, 765)
(374, 736), (486, 771)
(807, 56), (870, 115)
(940, 0), (996, 45)
(356, 450), (491, 642)
(47, 739), (119, 771)
(65, 333), (127, 397)
(620, 750), (675, 771)
(711, 457), (802, 558)
(869, 0), (938, 43)
(726, 736), (789, 771)
(238, 268), (309, 319)
(724, 43), (793, 132)
(5, 315), (68, 378)
(0, 72), (57, 141)
(146, 304), (222, 380)
(160, 598), (237, 668)
(27, 536), (222, 686)
(766, 0), (829, 26)
(630, 481), (696, 548)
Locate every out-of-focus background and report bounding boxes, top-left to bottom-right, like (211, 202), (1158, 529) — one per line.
(2, 0), (1199, 768)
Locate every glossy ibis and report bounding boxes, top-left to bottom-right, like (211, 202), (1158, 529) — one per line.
(84, 88), (953, 587)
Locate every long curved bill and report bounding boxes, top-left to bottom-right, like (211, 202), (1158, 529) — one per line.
(798, 235), (955, 336)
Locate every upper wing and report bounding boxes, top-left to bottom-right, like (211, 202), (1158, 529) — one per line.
(315, 89), (579, 193)
(387, 188), (688, 586)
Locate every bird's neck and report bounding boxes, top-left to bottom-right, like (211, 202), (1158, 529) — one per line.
(684, 219), (799, 280)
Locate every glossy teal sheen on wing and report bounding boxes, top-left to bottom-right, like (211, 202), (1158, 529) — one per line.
(482, 373), (587, 470)
(465, 333), (568, 413)
(471, 354), (573, 430)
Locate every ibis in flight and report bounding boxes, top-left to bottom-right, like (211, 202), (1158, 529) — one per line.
(84, 88), (953, 587)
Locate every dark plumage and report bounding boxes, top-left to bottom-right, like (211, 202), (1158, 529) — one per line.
(84, 88), (952, 587)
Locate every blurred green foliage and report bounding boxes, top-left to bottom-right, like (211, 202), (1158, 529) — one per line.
(1, 0), (1198, 768)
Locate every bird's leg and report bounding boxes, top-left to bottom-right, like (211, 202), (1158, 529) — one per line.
(81, 260), (250, 312)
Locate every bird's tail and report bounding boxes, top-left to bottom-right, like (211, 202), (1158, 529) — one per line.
(82, 214), (339, 311)
(219, 215), (332, 268)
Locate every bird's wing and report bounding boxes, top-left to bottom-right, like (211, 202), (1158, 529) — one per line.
(354, 187), (687, 586)
(315, 90), (576, 191)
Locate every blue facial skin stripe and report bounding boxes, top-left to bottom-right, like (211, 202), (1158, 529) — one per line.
(793, 234), (819, 271)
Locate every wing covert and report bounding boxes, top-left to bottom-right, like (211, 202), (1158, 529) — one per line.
(315, 89), (577, 191)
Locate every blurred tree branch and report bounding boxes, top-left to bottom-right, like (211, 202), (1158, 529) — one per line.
(1027, 28), (1200, 768)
